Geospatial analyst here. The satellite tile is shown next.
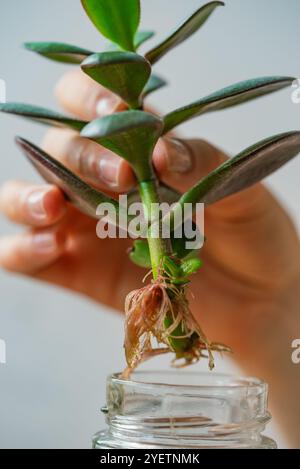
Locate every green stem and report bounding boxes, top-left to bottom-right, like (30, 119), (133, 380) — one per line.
(139, 180), (170, 279)
(139, 180), (196, 359)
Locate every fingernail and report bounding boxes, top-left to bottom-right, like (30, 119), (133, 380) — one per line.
(96, 95), (121, 116)
(98, 157), (120, 187)
(164, 139), (193, 173)
(31, 233), (57, 254)
(26, 189), (49, 220)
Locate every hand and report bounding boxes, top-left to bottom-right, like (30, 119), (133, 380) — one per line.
(1, 70), (300, 445)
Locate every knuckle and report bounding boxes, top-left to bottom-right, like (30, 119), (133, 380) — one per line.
(54, 69), (78, 98)
(42, 128), (61, 153)
(0, 245), (22, 273)
(41, 129), (79, 163)
(64, 136), (89, 173)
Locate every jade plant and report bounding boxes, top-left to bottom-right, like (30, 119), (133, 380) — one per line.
(1, 0), (300, 375)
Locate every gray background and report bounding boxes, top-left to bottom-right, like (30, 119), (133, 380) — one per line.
(0, 0), (299, 448)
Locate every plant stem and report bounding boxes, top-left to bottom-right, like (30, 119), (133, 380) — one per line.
(139, 180), (170, 279)
(139, 179), (196, 359)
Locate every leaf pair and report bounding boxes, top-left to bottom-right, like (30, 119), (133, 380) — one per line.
(130, 230), (202, 268)
(1, 75), (293, 138)
(81, 0), (223, 63)
(13, 131), (300, 270)
(25, 45), (166, 106)
(24, 1), (225, 108)
(1, 73), (296, 189)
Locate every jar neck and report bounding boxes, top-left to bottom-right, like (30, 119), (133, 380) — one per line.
(102, 371), (276, 449)
(106, 414), (272, 449)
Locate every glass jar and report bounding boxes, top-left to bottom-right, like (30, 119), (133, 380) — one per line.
(93, 370), (276, 449)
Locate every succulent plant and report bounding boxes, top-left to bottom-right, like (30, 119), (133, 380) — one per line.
(1, 0), (300, 375)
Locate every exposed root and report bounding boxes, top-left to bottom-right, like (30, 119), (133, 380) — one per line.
(121, 347), (170, 379)
(171, 342), (232, 369)
(123, 271), (231, 377)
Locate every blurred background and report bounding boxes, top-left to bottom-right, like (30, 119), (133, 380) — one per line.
(0, 0), (299, 448)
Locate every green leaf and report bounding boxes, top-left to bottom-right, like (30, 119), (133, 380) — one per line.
(81, 111), (164, 181)
(135, 30), (155, 49)
(128, 182), (200, 268)
(163, 256), (202, 283)
(181, 258), (202, 276)
(24, 42), (93, 64)
(81, 52), (151, 108)
(163, 76), (294, 133)
(170, 131), (300, 217)
(160, 131), (300, 256)
(130, 240), (151, 268)
(163, 256), (183, 279)
(129, 223), (202, 269)
(145, 1), (224, 64)
(171, 225), (202, 260)
(81, 0), (140, 52)
(143, 74), (167, 98)
(0, 103), (87, 131)
(15, 137), (118, 219)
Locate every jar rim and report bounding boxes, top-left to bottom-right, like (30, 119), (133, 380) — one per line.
(103, 370), (272, 447)
(109, 370), (267, 393)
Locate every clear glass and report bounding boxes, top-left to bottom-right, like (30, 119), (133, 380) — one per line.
(93, 370), (276, 449)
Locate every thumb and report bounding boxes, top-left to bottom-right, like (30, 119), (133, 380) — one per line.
(153, 137), (270, 220)
(153, 137), (227, 194)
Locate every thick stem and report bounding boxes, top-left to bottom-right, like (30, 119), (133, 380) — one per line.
(136, 136), (202, 360)
(139, 180), (170, 279)
(138, 181), (208, 362)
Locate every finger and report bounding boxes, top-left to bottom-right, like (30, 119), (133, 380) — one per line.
(0, 181), (67, 226)
(153, 137), (269, 218)
(54, 69), (127, 120)
(0, 228), (66, 274)
(42, 128), (136, 193)
(153, 137), (227, 193)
